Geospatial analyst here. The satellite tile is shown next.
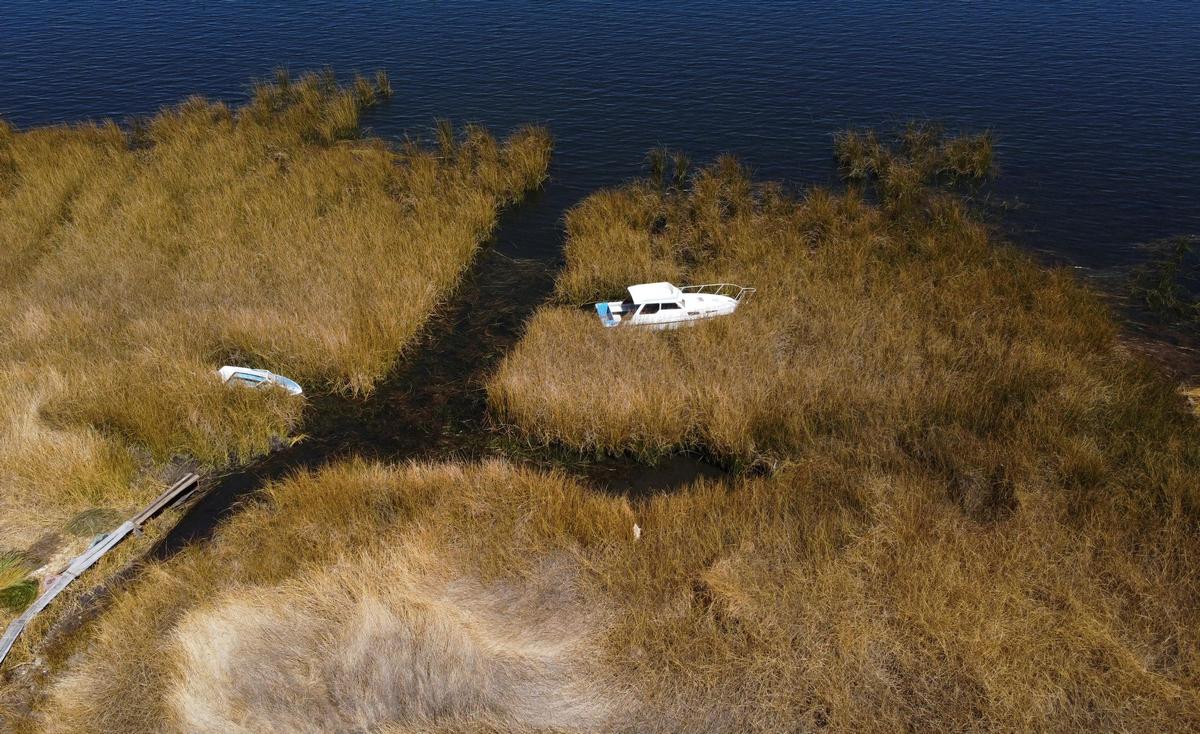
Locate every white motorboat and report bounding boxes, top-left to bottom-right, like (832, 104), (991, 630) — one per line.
(593, 282), (755, 330)
(216, 366), (303, 396)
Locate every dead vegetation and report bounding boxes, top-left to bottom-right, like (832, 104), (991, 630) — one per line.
(483, 130), (1200, 729)
(37, 460), (630, 733)
(0, 70), (550, 586)
(16, 128), (1200, 733)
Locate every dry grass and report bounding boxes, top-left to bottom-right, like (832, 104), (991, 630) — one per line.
(483, 134), (1200, 728)
(835, 121), (994, 188)
(37, 452), (1200, 731)
(0, 70), (551, 554)
(38, 460), (632, 733)
(490, 146), (1112, 468)
(24, 130), (1200, 733)
(168, 552), (613, 733)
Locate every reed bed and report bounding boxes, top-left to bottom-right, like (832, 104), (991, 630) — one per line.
(29, 128), (1200, 733)
(489, 130), (1200, 728)
(36, 448), (1200, 731)
(490, 139), (1099, 468)
(0, 71), (550, 571)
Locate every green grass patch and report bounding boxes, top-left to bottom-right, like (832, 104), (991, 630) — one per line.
(0, 579), (38, 613)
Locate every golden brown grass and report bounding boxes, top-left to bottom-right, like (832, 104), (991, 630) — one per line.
(37, 460), (632, 733)
(490, 146), (1122, 468)
(23, 131), (1200, 733)
(37, 453), (1200, 731)
(0, 70), (551, 555)
(486, 135), (1200, 728)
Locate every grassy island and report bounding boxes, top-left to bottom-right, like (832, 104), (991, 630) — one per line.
(25, 128), (1200, 733)
(0, 71), (550, 587)
(486, 129), (1200, 730)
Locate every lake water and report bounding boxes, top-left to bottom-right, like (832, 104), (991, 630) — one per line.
(2, 1), (1199, 269)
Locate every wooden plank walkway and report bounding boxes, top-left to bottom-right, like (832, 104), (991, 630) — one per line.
(0, 473), (200, 667)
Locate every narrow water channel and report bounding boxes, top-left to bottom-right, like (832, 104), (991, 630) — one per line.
(153, 192), (724, 559)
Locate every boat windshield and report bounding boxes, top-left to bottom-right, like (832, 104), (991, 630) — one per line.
(272, 375), (302, 392)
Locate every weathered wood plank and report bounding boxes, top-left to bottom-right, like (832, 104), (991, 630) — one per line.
(0, 472), (200, 667)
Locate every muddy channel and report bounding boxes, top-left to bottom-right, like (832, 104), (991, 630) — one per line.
(154, 193), (725, 559)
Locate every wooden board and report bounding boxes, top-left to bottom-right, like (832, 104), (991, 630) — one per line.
(0, 473), (200, 667)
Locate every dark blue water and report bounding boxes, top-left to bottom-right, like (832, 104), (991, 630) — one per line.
(2, 1), (1199, 269)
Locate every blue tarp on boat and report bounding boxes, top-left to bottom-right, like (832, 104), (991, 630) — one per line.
(595, 302), (620, 327)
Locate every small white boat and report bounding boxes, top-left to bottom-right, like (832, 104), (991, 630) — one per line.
(216, 366), (303, 396)
(594, 282), (756, 330)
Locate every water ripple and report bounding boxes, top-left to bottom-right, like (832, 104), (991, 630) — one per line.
(1, 1), (1198, 267)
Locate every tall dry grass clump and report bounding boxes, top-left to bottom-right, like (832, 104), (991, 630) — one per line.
(832, 122), (993, 219)
(0, 70), (550, 557)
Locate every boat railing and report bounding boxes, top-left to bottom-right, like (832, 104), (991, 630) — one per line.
(679, 283), (757, 302)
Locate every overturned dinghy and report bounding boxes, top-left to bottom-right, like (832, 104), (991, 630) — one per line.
(217, 366), (304, 396)
(595, 282), (755, 330)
